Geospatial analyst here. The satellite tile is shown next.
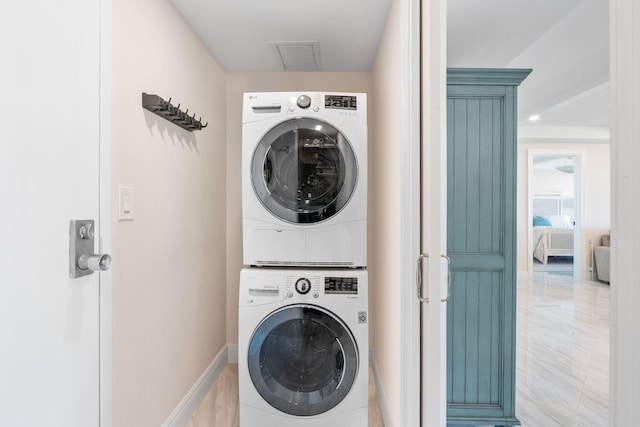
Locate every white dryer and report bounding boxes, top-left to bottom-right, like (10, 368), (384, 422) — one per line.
(242, 92), (367, 267)
(238, 268), (368, 427)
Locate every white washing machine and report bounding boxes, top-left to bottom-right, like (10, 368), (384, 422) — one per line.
(238, 268), (368, 427)
(242, 92), (367, 267)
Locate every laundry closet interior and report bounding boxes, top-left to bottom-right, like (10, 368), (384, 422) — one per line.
(106, 0), (408, 426)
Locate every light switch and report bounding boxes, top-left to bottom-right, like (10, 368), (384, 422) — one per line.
(118, 186), (134, 221)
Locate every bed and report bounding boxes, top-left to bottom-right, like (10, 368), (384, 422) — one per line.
(532, 193), (575, 265)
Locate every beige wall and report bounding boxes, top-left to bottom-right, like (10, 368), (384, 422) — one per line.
(112, 0), (227, 425)
(225, 72), (372, 344)
(517, 140), (611, 278)
(370, 0), (402, 423)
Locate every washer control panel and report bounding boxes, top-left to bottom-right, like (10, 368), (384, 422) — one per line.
(284, 274), (359, 299)
(285, 275), (322, 299)
(325, 276), (358, 295)
(296, 94), (311, 109)
(295, 278), (311, 294)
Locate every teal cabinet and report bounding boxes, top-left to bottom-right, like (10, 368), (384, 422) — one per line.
(446, 69), (531, 426)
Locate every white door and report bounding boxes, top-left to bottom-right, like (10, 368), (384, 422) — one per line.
(420, 0), (448, 425)
(401, 0), (448, 424)
(0, 1), (104, 425)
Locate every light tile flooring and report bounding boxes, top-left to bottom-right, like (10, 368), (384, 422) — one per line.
(516, 272), (609, 426)
(188, 272), (609, 426)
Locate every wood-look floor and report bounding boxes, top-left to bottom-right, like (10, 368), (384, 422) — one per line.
(188, 272), (609, 427)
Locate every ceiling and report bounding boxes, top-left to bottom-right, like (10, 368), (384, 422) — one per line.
(169, 0), (392, 72)
(448, 0), (610, 137)
(170, 0), (610, 138)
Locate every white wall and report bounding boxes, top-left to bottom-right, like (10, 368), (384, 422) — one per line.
(532, 168), (575, 218)
(532, 169), (574, 197)
(370, 0), (403, 424)
(517, 140), (611, 278)
(610, 0), (640, 421)
(111, 1), (227, 425)
(225, 72), (373, 345)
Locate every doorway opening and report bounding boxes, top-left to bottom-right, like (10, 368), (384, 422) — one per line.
(528, 151), (583, 280)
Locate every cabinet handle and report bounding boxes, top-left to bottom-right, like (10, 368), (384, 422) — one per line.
(416, 253), (430, 303)
(440, 254), (451, 302)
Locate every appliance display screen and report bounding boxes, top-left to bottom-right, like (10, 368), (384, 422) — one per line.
(325, 277), (358, 294)
(325, 95), (357, 110)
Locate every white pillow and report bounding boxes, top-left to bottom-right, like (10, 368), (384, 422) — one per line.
(546, 214), (573, 227)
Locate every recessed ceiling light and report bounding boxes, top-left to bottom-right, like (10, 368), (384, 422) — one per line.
(529, 114), (540, 121)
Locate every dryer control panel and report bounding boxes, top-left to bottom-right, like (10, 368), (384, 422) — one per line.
(242, 91), (366, 124)
(324, 95), (358, 111)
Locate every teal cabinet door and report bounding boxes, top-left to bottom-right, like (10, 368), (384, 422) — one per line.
(446, 69), (530, 427)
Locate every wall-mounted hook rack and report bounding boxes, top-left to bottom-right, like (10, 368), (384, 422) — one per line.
(142, 93), (208, 132)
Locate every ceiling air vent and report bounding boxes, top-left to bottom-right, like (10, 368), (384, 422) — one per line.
(271, 41), (322, 71)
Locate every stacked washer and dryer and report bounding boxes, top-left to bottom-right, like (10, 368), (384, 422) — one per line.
(239, 92), (369, 427)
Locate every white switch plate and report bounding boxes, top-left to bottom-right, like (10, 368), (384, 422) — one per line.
(118, 186), (134, 221)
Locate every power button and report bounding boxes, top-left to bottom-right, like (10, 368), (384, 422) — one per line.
(295, 278), (311, 294)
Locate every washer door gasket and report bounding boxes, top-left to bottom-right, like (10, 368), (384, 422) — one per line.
(247, 304), (359, 416)
(251, 118), (358, 224)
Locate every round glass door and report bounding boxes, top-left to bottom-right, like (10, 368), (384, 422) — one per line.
(251, 118), (358, 224)
(247, 304), (359, 416)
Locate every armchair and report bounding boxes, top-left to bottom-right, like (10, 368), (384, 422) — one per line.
(594, 234), (610, 283)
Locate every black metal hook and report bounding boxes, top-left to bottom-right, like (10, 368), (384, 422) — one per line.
(142, 93), (208, 132)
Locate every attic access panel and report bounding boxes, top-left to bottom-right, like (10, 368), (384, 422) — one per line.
(271, 41), (322, 71)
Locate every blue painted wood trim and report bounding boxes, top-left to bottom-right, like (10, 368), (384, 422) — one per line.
(447, 415), (521, 426)
(447, 68), (532, 86)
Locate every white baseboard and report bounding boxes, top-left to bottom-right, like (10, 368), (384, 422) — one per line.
(370, 351), (393, 427)
(164, 346), (384, 426)
(227, 344), (238, 364)
(162, 345), (229, 427)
